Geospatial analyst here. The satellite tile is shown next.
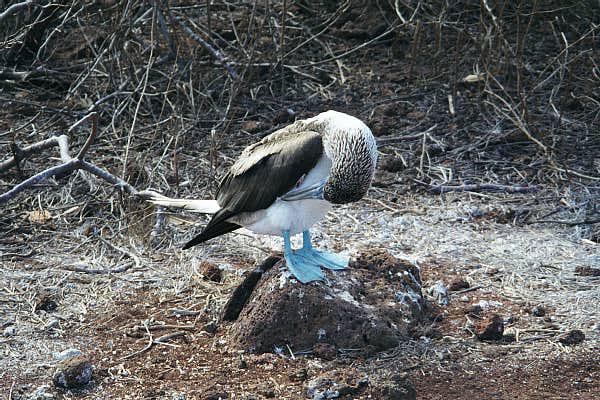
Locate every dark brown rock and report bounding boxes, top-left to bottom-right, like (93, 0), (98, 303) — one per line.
(376, 373), (417, 400)
(558, 329), (585, 345)
(205, 392), (228, 400)
(272, 108), (295, 125)
(289, 368), (308, 382)
(476, 314), (504, 341)
(53, 355), (93, 389)
(312, 343), (336, 360)
(531, 305), (546, 317)
(35, 296), (58, 313)
(448, 278), (470, 292)
(241, 120), (260, 133)
(575, 266), (600, 277)
(199, 262), (222, 282)
(380, 156), (405, 173)
(227, 250), (426, 355)
(466, 304), (483, 316)
(202, 321), (218, 334)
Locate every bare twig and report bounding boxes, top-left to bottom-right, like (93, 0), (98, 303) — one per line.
(75, 113), (97, 160)
(0, 135), (69, 172)
(61, 260), (134, 274)
(0, 0), (36, 25)
(531, 218), (600, 226)
(429, 184), (539, 194)
(0, 128), (140, 204)
(376, 125), (438, 146)
(168, 11), (238, 79)
(120, 331), (186, 360)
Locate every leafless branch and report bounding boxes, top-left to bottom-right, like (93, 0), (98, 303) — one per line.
(429, 184), (539, 194)
(167, 10), (238, 79)
(0, 128), (139, 204)
(0, 0), (36, 25)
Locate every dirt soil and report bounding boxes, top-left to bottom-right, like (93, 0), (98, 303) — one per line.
(1, 1), (599, 399)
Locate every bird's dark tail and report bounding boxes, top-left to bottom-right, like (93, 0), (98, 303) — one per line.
(182, 221), (241, 249)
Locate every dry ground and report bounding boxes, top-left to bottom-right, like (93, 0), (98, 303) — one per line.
(1, 192), (598, 399)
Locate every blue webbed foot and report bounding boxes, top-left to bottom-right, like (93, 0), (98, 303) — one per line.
(282, 229), (324, 283)
(296, 247), (349, 270)
(298, 230), (349, 270)
(284, 250), (324, 283)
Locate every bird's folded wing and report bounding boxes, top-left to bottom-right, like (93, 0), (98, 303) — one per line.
(183, 130), (323, 247)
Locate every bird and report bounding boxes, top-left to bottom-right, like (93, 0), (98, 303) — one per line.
(146, 110), (377, 283)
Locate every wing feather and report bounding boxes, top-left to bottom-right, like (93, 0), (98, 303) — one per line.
(183, 130), (323, 247)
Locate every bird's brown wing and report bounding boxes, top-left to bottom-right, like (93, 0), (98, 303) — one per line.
(183, 130), (323, 248)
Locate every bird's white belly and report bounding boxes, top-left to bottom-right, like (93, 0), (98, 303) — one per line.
(233, 199), (331, 236)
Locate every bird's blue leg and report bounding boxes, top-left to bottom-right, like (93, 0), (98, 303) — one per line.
(297, 230), (350, 270)
(282, 230), (324, 283)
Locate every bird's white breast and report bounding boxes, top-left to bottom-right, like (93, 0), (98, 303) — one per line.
(230, 155), (332, 236)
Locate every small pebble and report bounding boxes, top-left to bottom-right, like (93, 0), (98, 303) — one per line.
(428, 280), (449, 306)
(199, 262), (222, 282)
(204, 392), (228, 400)
(289, 368), (308, 382)
(306, 377), (338, 399)
(202, 321), (218, 334)
(558, 329), (585, 345)
(574, 266), (600, 276)
(460, 295), (470, 302)
(466, 304), (483, 316)
(35, 297), (58, 313)
(53, 355), (93, 389)
(448, 278), (470, 291)
(54, 348), (83, 361)
(45, 318), (60, 330)
(476, 314), (504, 341)
(3, 325), (16, 337)
(29, 385), (56, 399)
(531, 305), (546, 317)
(312, 343), (337, 360)
(258, 387), (276, 398)
(272, 108), (295, 125)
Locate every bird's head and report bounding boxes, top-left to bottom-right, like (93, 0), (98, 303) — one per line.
(311, 111), (378, 204)
(282, 111), (377, 205)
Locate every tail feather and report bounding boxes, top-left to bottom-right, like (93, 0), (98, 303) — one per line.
(182, 221), (241, 249)
(150, 198), (220, 213)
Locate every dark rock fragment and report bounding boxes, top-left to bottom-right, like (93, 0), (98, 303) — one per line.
(53, 355), (93, 389)
(199, 261), (222, 282)
(202, 321), (218, 334)
(376, 373), (417, 400)
(558, 329), (585, 345)
(575, 266), (600, 277)
(476, 314), (504, 341)
(531, 305), (546, 317)
(448, 278), (470, 292)
(312, 343), (336, 360)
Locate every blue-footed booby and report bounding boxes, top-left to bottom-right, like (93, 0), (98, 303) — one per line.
(148, 110), (377, 283)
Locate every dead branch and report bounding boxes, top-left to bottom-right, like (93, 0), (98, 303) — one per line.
(429, 184), (539, 194)
(120, 330), (186, 360)
(0, 135), (70, 172)
(531, 218), (600, 226)
(134, 324), (195, 332)
(0, 0), (37, 25)
(376, 125), (438, 146)
(61, 260), (134, 274)
(167, 10), (238, 80)
(0, 128), (139, 204)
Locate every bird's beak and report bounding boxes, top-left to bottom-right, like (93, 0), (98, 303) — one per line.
(281, 179), (326, 201)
